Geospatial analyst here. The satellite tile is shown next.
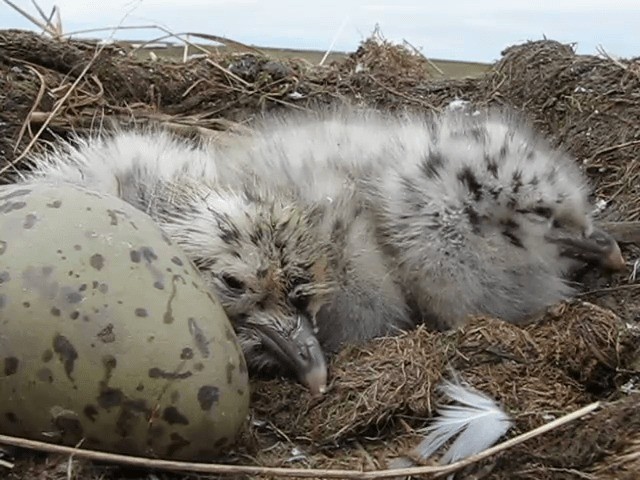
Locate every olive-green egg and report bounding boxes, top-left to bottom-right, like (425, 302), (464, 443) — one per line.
(0, 182), (249, 461)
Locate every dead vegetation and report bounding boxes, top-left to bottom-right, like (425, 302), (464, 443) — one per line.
(1, 28), (640, 479)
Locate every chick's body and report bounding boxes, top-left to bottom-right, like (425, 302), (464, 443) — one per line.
(13, 108), (624, 392)
(219, 108), (618, 334)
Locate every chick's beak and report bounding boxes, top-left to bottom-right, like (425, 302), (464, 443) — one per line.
(549, 227), (626, 271)
(600, 236), (626, 271)
(256, 315), (327, 396)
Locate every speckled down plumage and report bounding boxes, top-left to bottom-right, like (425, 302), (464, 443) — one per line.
(14, 107), (625, 393)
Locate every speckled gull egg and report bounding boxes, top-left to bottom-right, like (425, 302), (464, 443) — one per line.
(0, 182), (249, 461)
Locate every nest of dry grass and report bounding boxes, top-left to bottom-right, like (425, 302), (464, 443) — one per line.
(2, 29), (640, 479)
(248, 302), (636, 445)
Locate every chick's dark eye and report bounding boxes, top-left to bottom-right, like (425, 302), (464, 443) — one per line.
(221, 273), (245, 292)
(533, 206), (553, 218)
(290, 292), (311, 311)
(289, 276), (311, 310)
(290, 276), (310, 288)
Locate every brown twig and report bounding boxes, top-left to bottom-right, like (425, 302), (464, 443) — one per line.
(368, 75), (438, 111)
(589, 140), (640, 160)
(27, 110), (251, 141)
(579, 284), (640, 297)
(0, 402), (600, 478)
(13, 65), (47, 154)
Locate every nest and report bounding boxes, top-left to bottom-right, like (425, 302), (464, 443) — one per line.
(2, 29), (640, 479)
(247, 302), (636, 445)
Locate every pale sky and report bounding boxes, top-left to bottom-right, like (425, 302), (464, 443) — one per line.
(2, 0), (638, 62)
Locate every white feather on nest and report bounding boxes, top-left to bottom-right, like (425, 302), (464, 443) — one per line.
(389, 379), (514, 469)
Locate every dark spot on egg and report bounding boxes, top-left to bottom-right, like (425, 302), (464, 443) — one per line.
(214, 437), (229, 448)
(89, 253), (105, 270)
(171, 256), (183, 266)
(102, 355), (117, 372)
(130, 250), (141, 263)
(170, 390), (180, 403)
(84, 405), (99, 422)
(197, 385), (220, 411)
(194, 362), (204, 372)
(97, 324), (116, 343)
(4, 357), (19, 376)
(107, 210), (118, 226)
(66, 291), (83, 304)
(0, 201), (26, 213)
(162, 406), (189, 425)
(141, 247), (158, 263)
(115, 409), (137, 438)
(148, 368), (192, 380)
(0, 241), (6, 255)
(125, 399), (149, 413)
(42, 349), (53, 362)
(46, 200), (62, 208)
(70, 311), (80, 320)
(98, 283), (108, 294)
(97, 387), (124, 409)
(226, 363), (235, 384)
(23, 213), (37, 229)
(74, 244), (82, 251)
(0, 271), (10, 284)
(134, 308), (148, 318)
(79, 283), (87, 292)
(52, 334), (78, 380)
(153, 281), (164, 290)
(180, 348), (194, 360)
(53, 414), (84, 442)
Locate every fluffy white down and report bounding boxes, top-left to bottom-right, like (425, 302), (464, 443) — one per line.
(12, 107), (609, 453)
